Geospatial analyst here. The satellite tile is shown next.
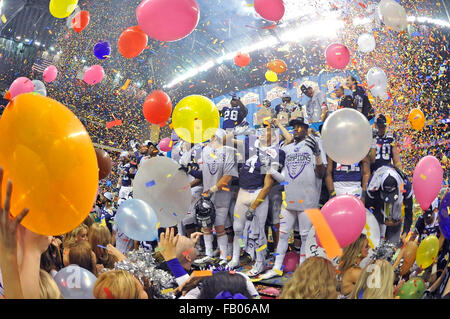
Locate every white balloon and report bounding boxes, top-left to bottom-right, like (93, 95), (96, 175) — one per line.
(379, 91), (389, 101)
(366, 67), (388, 90)
(133, 157), (190, 228)
(370, 85), (386, 98)
(362, 209), (381, 249)
(31, 79), (47, 96)
(357, 33), (376, 53)
(322, 108), (372, 165)
(378, 0), (408, 32)
(305, 227), (340, 266)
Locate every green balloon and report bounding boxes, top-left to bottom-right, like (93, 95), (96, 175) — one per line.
(398, 277), (425, 299)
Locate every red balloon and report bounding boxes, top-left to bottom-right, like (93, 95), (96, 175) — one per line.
(325, 43), (350, 69)
(158, 121), (166, 127)
(72, 11), (90, 33)
(143, 90), (172, 124)
(95, 149), (112, 180)
(234, 52), (251, 67)
(118, 26), (148, 59)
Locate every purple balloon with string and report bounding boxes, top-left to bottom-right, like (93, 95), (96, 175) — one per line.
(438, 191), (450, 239)
(93, 41), (111, 60)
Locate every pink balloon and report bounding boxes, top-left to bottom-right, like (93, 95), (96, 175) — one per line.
(318, 195), (366, 248)
(43, 65), (58, 83)
(8, 77), (35, 99)
(254, 0), (285, 22)
(282, 251), (300, 273)
(413, 155), (443, 210)
(136, 0), (200, 42)
(158, 137), (173, 152)
(325, 43), (350, 69)
(83, 65), (105, 85)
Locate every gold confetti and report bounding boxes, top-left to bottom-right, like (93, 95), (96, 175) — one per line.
(161, 288), (174, 294)
(256, 244), (267, 252)
(420, 174), (427, 180)
(1, 15), (7, 23)
(274, 269), (283, 276)
(234, 213), (240, 219)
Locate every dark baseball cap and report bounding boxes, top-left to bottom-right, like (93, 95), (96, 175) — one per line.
(289, 117), (309, 128)
(376, 114), (387, 127)
(380, 175), (398, 204)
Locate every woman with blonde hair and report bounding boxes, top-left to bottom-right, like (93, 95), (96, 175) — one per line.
(349, 259), (394, 299)
(338, 234), (370, 296)
(280, 256), (338, 299)
(68, 240), (98, 276)
(62, 224), (89, 266)
(93, 270), (148, 299)
(39, 270), (62, 299)
(89, 223), (118, 270)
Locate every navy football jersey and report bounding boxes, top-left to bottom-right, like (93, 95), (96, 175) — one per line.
(221, 106), (246, 129)
(239, 135), (286, 190)
(119, 163), (136, 187)
(332, 162), (362, 182)
(372, 134), (395, 172)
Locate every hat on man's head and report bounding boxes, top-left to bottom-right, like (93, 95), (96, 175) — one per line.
(289, 117), (309, 128)
(380, 174), (399, 204)
(103, 192), (114, 201)
(120, 151), (129, 158)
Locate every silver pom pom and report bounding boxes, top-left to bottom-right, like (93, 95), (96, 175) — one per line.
(114, 249), (177, 299)
(370, 240), (398, 264)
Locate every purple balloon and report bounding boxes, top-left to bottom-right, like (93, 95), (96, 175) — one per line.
(93, 41), (111, 60)
(438, 191), (450, 239)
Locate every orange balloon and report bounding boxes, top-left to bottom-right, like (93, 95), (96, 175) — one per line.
(118, 26), (148, 59)
(268, 59), (287, 74)
(408, 108), (425, 131)
(400, 241), (418, 276)
(385, 114), (392, 126)
(0, 94), (98, 235)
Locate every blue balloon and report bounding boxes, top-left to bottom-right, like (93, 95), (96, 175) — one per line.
(54, 265), (97, 299)
(93, 41), (111, 60)
(116, 199), (158, 241)
(438, 191), (450, 239)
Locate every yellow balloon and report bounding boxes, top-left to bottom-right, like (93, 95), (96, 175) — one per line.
(49, 0), (78, 18)
(265, 70), (278, 82)
(172, 95), (220, 144)
(0, 94), (98, 235)
(408, 108), (425, 131)
(416, 235), (440, 269)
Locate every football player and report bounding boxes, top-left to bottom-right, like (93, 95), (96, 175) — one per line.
(260, 117), (327, 279)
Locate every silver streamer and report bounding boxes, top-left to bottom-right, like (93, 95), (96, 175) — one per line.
(114, 249), (177, 299)
(370, 240), (398, 264)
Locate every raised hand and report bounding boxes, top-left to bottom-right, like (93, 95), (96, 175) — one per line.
(158, 228), (179, 261)
(305, 135), (321, 156)
(0, 167), (29, 257)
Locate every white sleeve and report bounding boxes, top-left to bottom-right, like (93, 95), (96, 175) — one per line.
(223, 147), (239, 177)
(175, 273), (190, 287)
(179, 287), (201, 299)
(318, 138), (327, 165)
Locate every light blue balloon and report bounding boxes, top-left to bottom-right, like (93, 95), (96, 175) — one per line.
(116, 199), (158, 241)
(54, 265), (97, 299)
